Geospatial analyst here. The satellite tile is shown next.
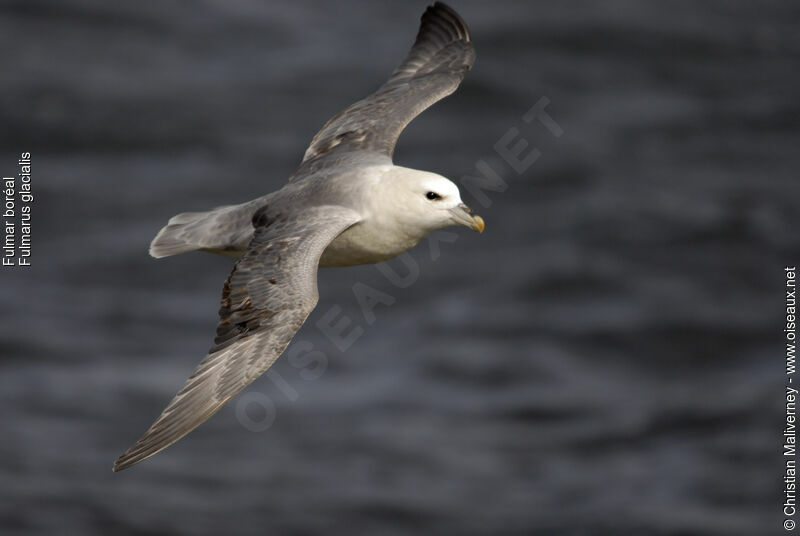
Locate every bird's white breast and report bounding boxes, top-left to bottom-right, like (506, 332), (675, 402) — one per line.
(319, 217), (422, 267)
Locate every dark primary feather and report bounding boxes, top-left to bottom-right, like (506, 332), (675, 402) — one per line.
(113, 207), (360, 471)
(291, 2), (475, 178)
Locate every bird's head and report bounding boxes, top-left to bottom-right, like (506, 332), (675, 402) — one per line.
(386, 168), (485, 234)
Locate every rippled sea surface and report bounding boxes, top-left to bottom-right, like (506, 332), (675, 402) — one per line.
(1, 1), (797, 534)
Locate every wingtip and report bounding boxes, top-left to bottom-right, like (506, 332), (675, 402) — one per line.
(112, 458), (127, 473)
(113, 447), (155, 472)
(424, 2), (471, 43)
(113, 438), (163, 472)
(112, 451), (136, 472)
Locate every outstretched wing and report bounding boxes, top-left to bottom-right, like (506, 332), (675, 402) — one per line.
(114, 206), (360, 471)
(291, 2), (475, 178)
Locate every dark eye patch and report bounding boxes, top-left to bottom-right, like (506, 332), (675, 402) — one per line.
(426, 191), (441, 200)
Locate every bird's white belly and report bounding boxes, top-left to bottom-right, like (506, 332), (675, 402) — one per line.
(319, 220), (421, 267)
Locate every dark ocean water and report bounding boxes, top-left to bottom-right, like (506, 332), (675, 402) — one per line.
(1, 1), (798, 534)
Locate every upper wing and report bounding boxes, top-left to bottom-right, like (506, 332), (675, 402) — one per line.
(291, 2), (475, 179)
(114, 206), (360, 471)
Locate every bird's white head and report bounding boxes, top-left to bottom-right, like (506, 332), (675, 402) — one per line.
(382, 167), (485, 235)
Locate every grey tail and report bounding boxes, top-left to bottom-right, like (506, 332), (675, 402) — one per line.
(148, 211), (209, 258)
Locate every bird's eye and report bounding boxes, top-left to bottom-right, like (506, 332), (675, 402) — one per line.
(426, 191), (441, 200)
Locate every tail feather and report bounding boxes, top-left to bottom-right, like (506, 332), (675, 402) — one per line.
(149, 204), (255, 259)
(149, 211), (211, 258)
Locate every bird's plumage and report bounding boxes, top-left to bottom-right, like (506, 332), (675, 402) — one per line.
(114, 207), (360, 471)
(115, 2), (476, 471)
(291, 2), (474, 178)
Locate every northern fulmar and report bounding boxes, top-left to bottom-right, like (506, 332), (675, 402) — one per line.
(114, 2), (480, 472)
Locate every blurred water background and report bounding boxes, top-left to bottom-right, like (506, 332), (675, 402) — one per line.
(0, 1), (798, 534)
